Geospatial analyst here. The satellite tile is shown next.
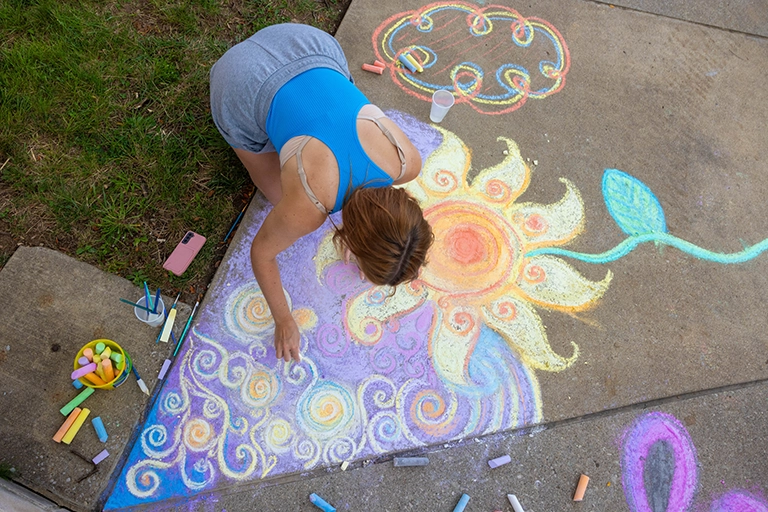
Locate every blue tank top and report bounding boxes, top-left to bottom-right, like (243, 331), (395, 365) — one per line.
(265, 68), (394, 213)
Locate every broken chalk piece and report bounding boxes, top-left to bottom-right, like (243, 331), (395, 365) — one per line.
(340, 461), (349, 471)
(60, 387), (95, 416)
(71, 363), (97, 380)
(61, 408), (90, 445)
(157, 359), (172, 380)
(393, 457), (429, 467)
(404, 52), (423, 72)
(95, 342), (106, 354)
(453, 493), (470, 512)
(507, 494), (525, 512)
(53, 407), (82, 443)
(374, 59), (386, 68)
(82, 372), (106, 386)
(573, 473), (590, 501)
(92, 449), (109, 465)
(72, 379), (84, 390)
(362, 63), (384, 74)
(398, 54), (417, 73)
(309, 493), (336, 512)
(92, 416), (108, 443)
(488, 454), (512, 468)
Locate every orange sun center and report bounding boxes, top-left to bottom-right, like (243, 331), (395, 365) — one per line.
(422, 201), (520, 295)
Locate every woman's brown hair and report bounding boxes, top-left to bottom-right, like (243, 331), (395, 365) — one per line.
(334, 187), (433, 287)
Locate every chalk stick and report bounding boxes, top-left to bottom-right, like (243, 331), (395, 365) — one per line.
(82, 372), (106, 386)
(573, 474), (590, 501)
(53, 408), (82, 443)
(453, 493), (470, 512)
(398, 54), (417, 73)
(95, 361), (106, 381)
(507, 494), (524, 512)
(159, 308), (177, 343)
(92, 353), (101, 365)
(95, 342), (106, 354)
(157, 359), (172, 380)
(77, 356), (90, 366)
(340, 461), (349, 471)
(92, 449), (109, 465)
(83, 348), (93, 361)
(73, 379), (84, 390)
(71, 363), (97, 380)
(110, 352), (123, 364)
(362, 63), (384, 74)
(61, 408), (90, 444)
(393, 457), (429, 467)
(101, 346), (112, 360)
(309, 493), (336, 512)
(92, 416), (108, 443)
(404, 52), (423, 72)
(102, 359), (115, 382)
(60, 387), (95, 416)
(488, 454), (512, 468)
(374, 60), (386, 68)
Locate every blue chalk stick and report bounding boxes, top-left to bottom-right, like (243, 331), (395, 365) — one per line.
(398, 54), (417, 73)
(453, 494), (470, 512)
(92, 416), (108, 443)
(72, 379), (84, 390)
(309, 493), (336, 512)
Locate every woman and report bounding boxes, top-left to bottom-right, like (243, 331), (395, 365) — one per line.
(210, 24), (433, 363)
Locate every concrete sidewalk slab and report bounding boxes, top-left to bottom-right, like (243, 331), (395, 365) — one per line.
(106, 0), (768, 509)
(0, 247), (190, 512)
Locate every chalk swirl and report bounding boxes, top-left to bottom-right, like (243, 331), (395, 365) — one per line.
(184, 418), (215, 452)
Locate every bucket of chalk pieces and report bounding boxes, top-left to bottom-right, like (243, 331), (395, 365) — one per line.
(73, 339), (133, 389)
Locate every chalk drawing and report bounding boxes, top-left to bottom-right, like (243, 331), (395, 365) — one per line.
(529, 169), (768, 264)
(621, 411), (768, 512)
(372, 1), (570, 115)
(107, 113), (598, 508)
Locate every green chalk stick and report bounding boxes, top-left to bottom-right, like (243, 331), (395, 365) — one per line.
(60, 387), (95, 416)
(95, 342), (106, 354)
(110, 353), (123, 364)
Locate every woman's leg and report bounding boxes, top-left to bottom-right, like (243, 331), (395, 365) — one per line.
(234, 148), (283, 205)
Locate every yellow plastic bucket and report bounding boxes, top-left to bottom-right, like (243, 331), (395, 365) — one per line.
(73, 339), (131, 389)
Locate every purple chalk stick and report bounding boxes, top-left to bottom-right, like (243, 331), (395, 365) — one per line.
(488, 454), (512, 469)
(92, 449), (109, 464)
(157, 359), (171, 380)
(71, 363), (97, 380)
(78, 356), (90, 366)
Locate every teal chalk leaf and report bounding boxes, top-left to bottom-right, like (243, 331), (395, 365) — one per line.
(602, 169), (667, 236)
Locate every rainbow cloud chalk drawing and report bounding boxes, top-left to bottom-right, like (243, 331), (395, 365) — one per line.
(372, 1), (570, 115)
(620, 411), (768, 512)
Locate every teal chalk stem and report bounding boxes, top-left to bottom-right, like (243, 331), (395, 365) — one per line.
(527, 233), (768, 264)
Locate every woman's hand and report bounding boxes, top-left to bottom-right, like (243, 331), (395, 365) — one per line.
(274, 316), (301, 363)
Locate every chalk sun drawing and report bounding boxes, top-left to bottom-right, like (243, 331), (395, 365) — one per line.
(372, 1), (570, 115)
(316, 117), (611, 389)
(621, 411), (768, 512)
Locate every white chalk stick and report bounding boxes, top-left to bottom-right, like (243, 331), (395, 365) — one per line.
(507, 494), (524, 512)
(340, 461), (349, 471)
(157, 359), (172, 380)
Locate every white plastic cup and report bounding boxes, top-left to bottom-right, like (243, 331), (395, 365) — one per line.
(134, 295), (166, 327)
(430, 89), (455, 123)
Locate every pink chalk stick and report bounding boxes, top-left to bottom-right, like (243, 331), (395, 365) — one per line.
(362, 63), (384, 75)
(157, 359), (172, 380)
(92, 449), (109, 465)
(78, 356), (90, 366)
(374, 60), (386, 68)
(72, 363), (97, 380)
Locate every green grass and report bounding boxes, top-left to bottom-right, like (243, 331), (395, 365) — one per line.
(0, 0), (348, 294)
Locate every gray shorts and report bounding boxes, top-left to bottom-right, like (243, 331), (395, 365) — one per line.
(209, 23), (353, 154)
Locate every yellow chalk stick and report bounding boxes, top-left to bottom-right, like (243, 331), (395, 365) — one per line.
(159, 308), (177, 343)
(102, 359), (114, 382)
(95, 362), (106, 381)
(61, 408), (90, 445)
(101, 346), (112, 360)
(92, 353), (101, 365)
(82, 372), (106, 386)
(404, 53), (423, 72)
(53, 407), (82, 443)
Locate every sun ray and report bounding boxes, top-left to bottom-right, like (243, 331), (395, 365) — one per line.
(511, 178), (585, 249)
(469, 137), (530, 207)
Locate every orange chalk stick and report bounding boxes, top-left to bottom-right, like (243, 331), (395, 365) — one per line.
(102, 359), (114, 382)
(82, 372), (106, 386)
(374, 60), (386, 68)
(362, 63), (384, 75)
(62, 408), (90, 445)
(53, 407), (82, 443)
(83, 348), (94, 362)
(573, 474), (590, 501)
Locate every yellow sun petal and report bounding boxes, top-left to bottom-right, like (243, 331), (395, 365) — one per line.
(481, 295), (578, 372)
(405, 127), (471, 206)
(346, 282), (429, 345)
(428, 305), (481, 387)
(516, 255), (612, 312)
(469, 137), (530, 207)
(510, 178), (585, 249)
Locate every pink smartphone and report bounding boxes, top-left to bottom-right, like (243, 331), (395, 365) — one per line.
(163, 231), (206, 276)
